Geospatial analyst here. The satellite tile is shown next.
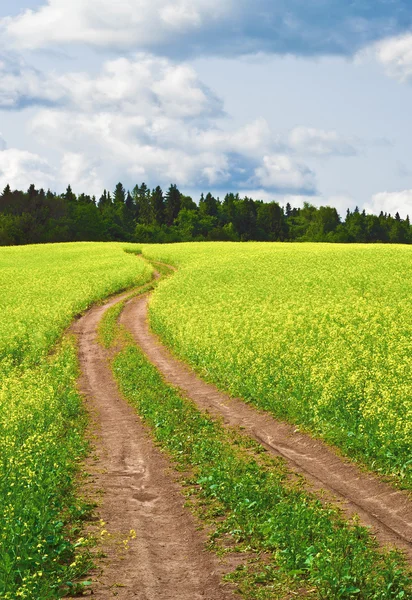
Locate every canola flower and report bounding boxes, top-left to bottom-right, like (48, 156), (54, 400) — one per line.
(143, 242), (412, 486)
(0, 242), (151, 599)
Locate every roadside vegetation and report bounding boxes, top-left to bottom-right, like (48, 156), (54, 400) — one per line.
(143, 242), (412, 488)
(101, 301), (411, 599)
(0, 242), (151, 599)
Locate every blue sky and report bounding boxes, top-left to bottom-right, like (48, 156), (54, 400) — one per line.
(1, 1), (412, 216)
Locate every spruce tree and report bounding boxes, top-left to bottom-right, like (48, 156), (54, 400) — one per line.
(165, 184), (181, 225)
(152, 186), (165, 225)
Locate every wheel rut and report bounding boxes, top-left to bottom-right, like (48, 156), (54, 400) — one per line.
(73, 292), (233, 599)
(120, 292), (412, 563)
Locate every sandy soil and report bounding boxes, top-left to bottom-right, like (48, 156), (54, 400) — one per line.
(120, 293), (412, 563)
(73, 294), (234, 599)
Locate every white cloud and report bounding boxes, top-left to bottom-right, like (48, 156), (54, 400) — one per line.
(0, 148), (55, 190)
(228, 118), (275, 157)
(0, 0), (231, 51)
(364, 190), (412, 218)
(252, 154), (316, 193)
(1, 54), (363, 195)
(1, 1), (408, 58)
(0, 55), (63, 108)
(371, 34), (412, 82)
(0, 51), (368, 195)
(59, 153), (103, 197)
(288, 126), (357, 157)
(0, 53), (223, 119)
(0, 134), (6, 151)
(0, 54), (311, 193)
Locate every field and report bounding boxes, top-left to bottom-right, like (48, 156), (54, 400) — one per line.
(143, 242), (412, 486)
(108, 309), (411, 598)
(1, 241), (411, 599)
(0, 243), (152, 599)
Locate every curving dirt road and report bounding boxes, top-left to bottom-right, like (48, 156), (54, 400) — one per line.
(120, 292), (412, 563)
(73, 292), (234, 599)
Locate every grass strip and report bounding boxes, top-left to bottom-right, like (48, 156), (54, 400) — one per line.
(104, 328), (411, 599)
(98, 281), (155, 349)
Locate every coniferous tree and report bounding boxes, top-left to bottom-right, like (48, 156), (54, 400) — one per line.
(98, 190), (111, 210)
(113, 182), (126, 206)
(1, 178), (412, 245)
(63, 185), (76, 204)
(133, 183), (152, 225)
(199, 192), (219, 217)
(152, 186), (165, 225)
(165, 184), (181, 226)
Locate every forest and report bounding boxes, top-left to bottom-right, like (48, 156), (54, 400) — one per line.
(0, 181), (411, 245)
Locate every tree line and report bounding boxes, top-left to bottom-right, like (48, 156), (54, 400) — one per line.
(0, 182), (411, 245)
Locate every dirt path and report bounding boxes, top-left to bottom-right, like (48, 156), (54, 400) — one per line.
(73, 293), (234, 599)
(121, 293), (412, 562)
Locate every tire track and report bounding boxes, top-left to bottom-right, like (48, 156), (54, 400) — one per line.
(120, 291), (412, 562)
(73, 291), (234, 599)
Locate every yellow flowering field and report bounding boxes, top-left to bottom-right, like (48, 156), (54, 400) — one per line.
(143, 242), (412, 487)
(0, 242), (151, 599)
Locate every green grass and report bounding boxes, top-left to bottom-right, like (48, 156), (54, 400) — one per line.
(0, 242), (152, 599)
(141, 242), (412, 487)
(97, 281), (155, 349)
(104, 316), (411, 599)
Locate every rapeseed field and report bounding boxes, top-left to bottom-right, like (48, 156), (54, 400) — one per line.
(0, 242), (151, 599)
(143, 242), (412, 487)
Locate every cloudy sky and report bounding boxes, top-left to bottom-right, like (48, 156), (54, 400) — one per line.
(1, 1), (412, 216)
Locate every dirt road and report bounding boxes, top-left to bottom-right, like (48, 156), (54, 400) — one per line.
(73, 294), (233, 599)
(121, 292), (412, 562)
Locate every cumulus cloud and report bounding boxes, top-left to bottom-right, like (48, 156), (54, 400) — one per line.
(359, 33), (412, 82)
(1, 0), (411, 57)
(59, 153), (104, 197)
(0, 148), (55, 191)
(0, 53), (224, 120)
(0, 0), (231, 53)
(378, 34), (412, 81)
(0, 54), (315, 193)
(0, 53), (63, 109)
(364, 190), (412, 218)
(252, 155), (316, 194)
(0, 52), (360, 195)
(288, 126), (357, 157)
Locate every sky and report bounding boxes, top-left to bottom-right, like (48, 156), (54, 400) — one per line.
(1, 2), (412, 216)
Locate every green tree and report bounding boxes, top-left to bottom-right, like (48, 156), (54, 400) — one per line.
(113, 182), (126, 206)
(165, 184), (181, 225)
(151, 186), (165, 225)
(133, 183), (153, 225)
(256, 201), (286, 241)
(199, 192), (219, 217)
